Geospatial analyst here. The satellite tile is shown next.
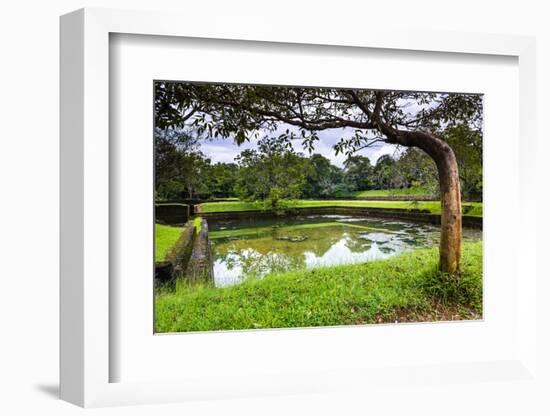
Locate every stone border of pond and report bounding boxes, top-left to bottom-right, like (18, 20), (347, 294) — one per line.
(155, 203), (190, 225)
(199, 206), (483, 229)
(186, 219), (214, 283)
(155, 207), (481, 286)
(154, 218), (214, 286)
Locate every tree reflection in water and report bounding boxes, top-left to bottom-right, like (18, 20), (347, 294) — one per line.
(210, 215), (481, 287)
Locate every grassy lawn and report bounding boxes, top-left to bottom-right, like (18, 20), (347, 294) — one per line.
(155, 223), (184, 262)
(193, 216), (202, 233)
(351, 186), (430, 197)
(197, 199), (483, 217)
(155, 241), (482, 332)
(462, 204), (483, 217)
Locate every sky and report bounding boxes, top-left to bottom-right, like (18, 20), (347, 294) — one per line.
(166, 88), (463, 167)
(198, 125), (401, 168)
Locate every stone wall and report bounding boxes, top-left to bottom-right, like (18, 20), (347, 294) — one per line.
(164, 222), (195, 276)
(154, 220), (194, 284)
(155, 203), (190, 225)
(154, 218), (214, 286)
(185, 219), (214, 283)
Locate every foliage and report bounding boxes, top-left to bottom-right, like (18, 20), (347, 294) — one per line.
(155, 242), (482, 332)
(343, 155), (375, 191)
(394, 149), (439, 194)
(371, 154), (406, 190)
(154, 82), (482, 156)
(206, 162), (238, 198)
(234, 136), (307, 209)
(441, 124), (483, 199)
(155, 137), (478, 201)
(302, 153), (348, 198)
(155, 128), (211, 199)
(363, 124), (482, 198)
(154, 84), (483, 202)
(155, 223), (183, 262)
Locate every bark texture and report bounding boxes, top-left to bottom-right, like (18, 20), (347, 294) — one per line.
(386, 131), (462, 273)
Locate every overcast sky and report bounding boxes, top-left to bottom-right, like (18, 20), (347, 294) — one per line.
(199, 125), (400, 168)
(173, 91), (459, 167)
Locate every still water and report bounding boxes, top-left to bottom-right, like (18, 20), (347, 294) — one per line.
(209, 215), (482, 287)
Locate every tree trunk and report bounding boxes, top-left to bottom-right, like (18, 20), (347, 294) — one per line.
(436, 148), (462, 273)
(396, 131), (462, 273)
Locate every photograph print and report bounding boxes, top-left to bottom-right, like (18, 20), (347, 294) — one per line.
(153, 81), (483, 333)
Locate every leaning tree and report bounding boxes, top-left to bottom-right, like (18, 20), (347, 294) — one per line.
(155, 82), (482, 273)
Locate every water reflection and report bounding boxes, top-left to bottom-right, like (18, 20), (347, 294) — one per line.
(209, 215), (482, 287)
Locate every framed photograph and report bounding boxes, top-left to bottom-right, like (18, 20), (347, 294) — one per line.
(152, 80), (484, 334)
(60, 8), (538, 408)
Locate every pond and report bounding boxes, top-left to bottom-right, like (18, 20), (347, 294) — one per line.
(209, 215), (482, 287)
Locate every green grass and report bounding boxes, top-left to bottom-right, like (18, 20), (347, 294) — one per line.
(351, 186), (430, 197)
(155, 223), (184, 262)
(193, 216), (202, 234)
(197, 199), (483, 217)
(155, 241), (482, 332)
(462, 204), (483, 217)
(197, 200), (264, 212)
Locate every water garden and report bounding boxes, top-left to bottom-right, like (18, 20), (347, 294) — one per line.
(153, 82), (484, 333)
(209, 215), (482, 288)
(154, 201), (483, 332)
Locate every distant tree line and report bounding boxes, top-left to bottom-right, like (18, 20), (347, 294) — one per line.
(155, 124), (481, 204)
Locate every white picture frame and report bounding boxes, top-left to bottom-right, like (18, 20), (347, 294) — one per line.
(60, 7), (538, 408)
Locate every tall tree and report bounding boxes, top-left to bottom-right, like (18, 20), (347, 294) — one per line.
(373, 155), (406, 190)
(395, 148), (439, 194)
(234, 136), (307, 209)
(303, 153), (346, 198)
(344, 155), (374, 191)
(442, 124), (483, 200)
(155, 128), (210, 200)
(207, 162), (239, 198)
(155, 83), (482, 273)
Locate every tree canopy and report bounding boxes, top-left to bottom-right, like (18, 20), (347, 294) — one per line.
(234, 136), (308, 209)
(155, 82), (482, 157)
